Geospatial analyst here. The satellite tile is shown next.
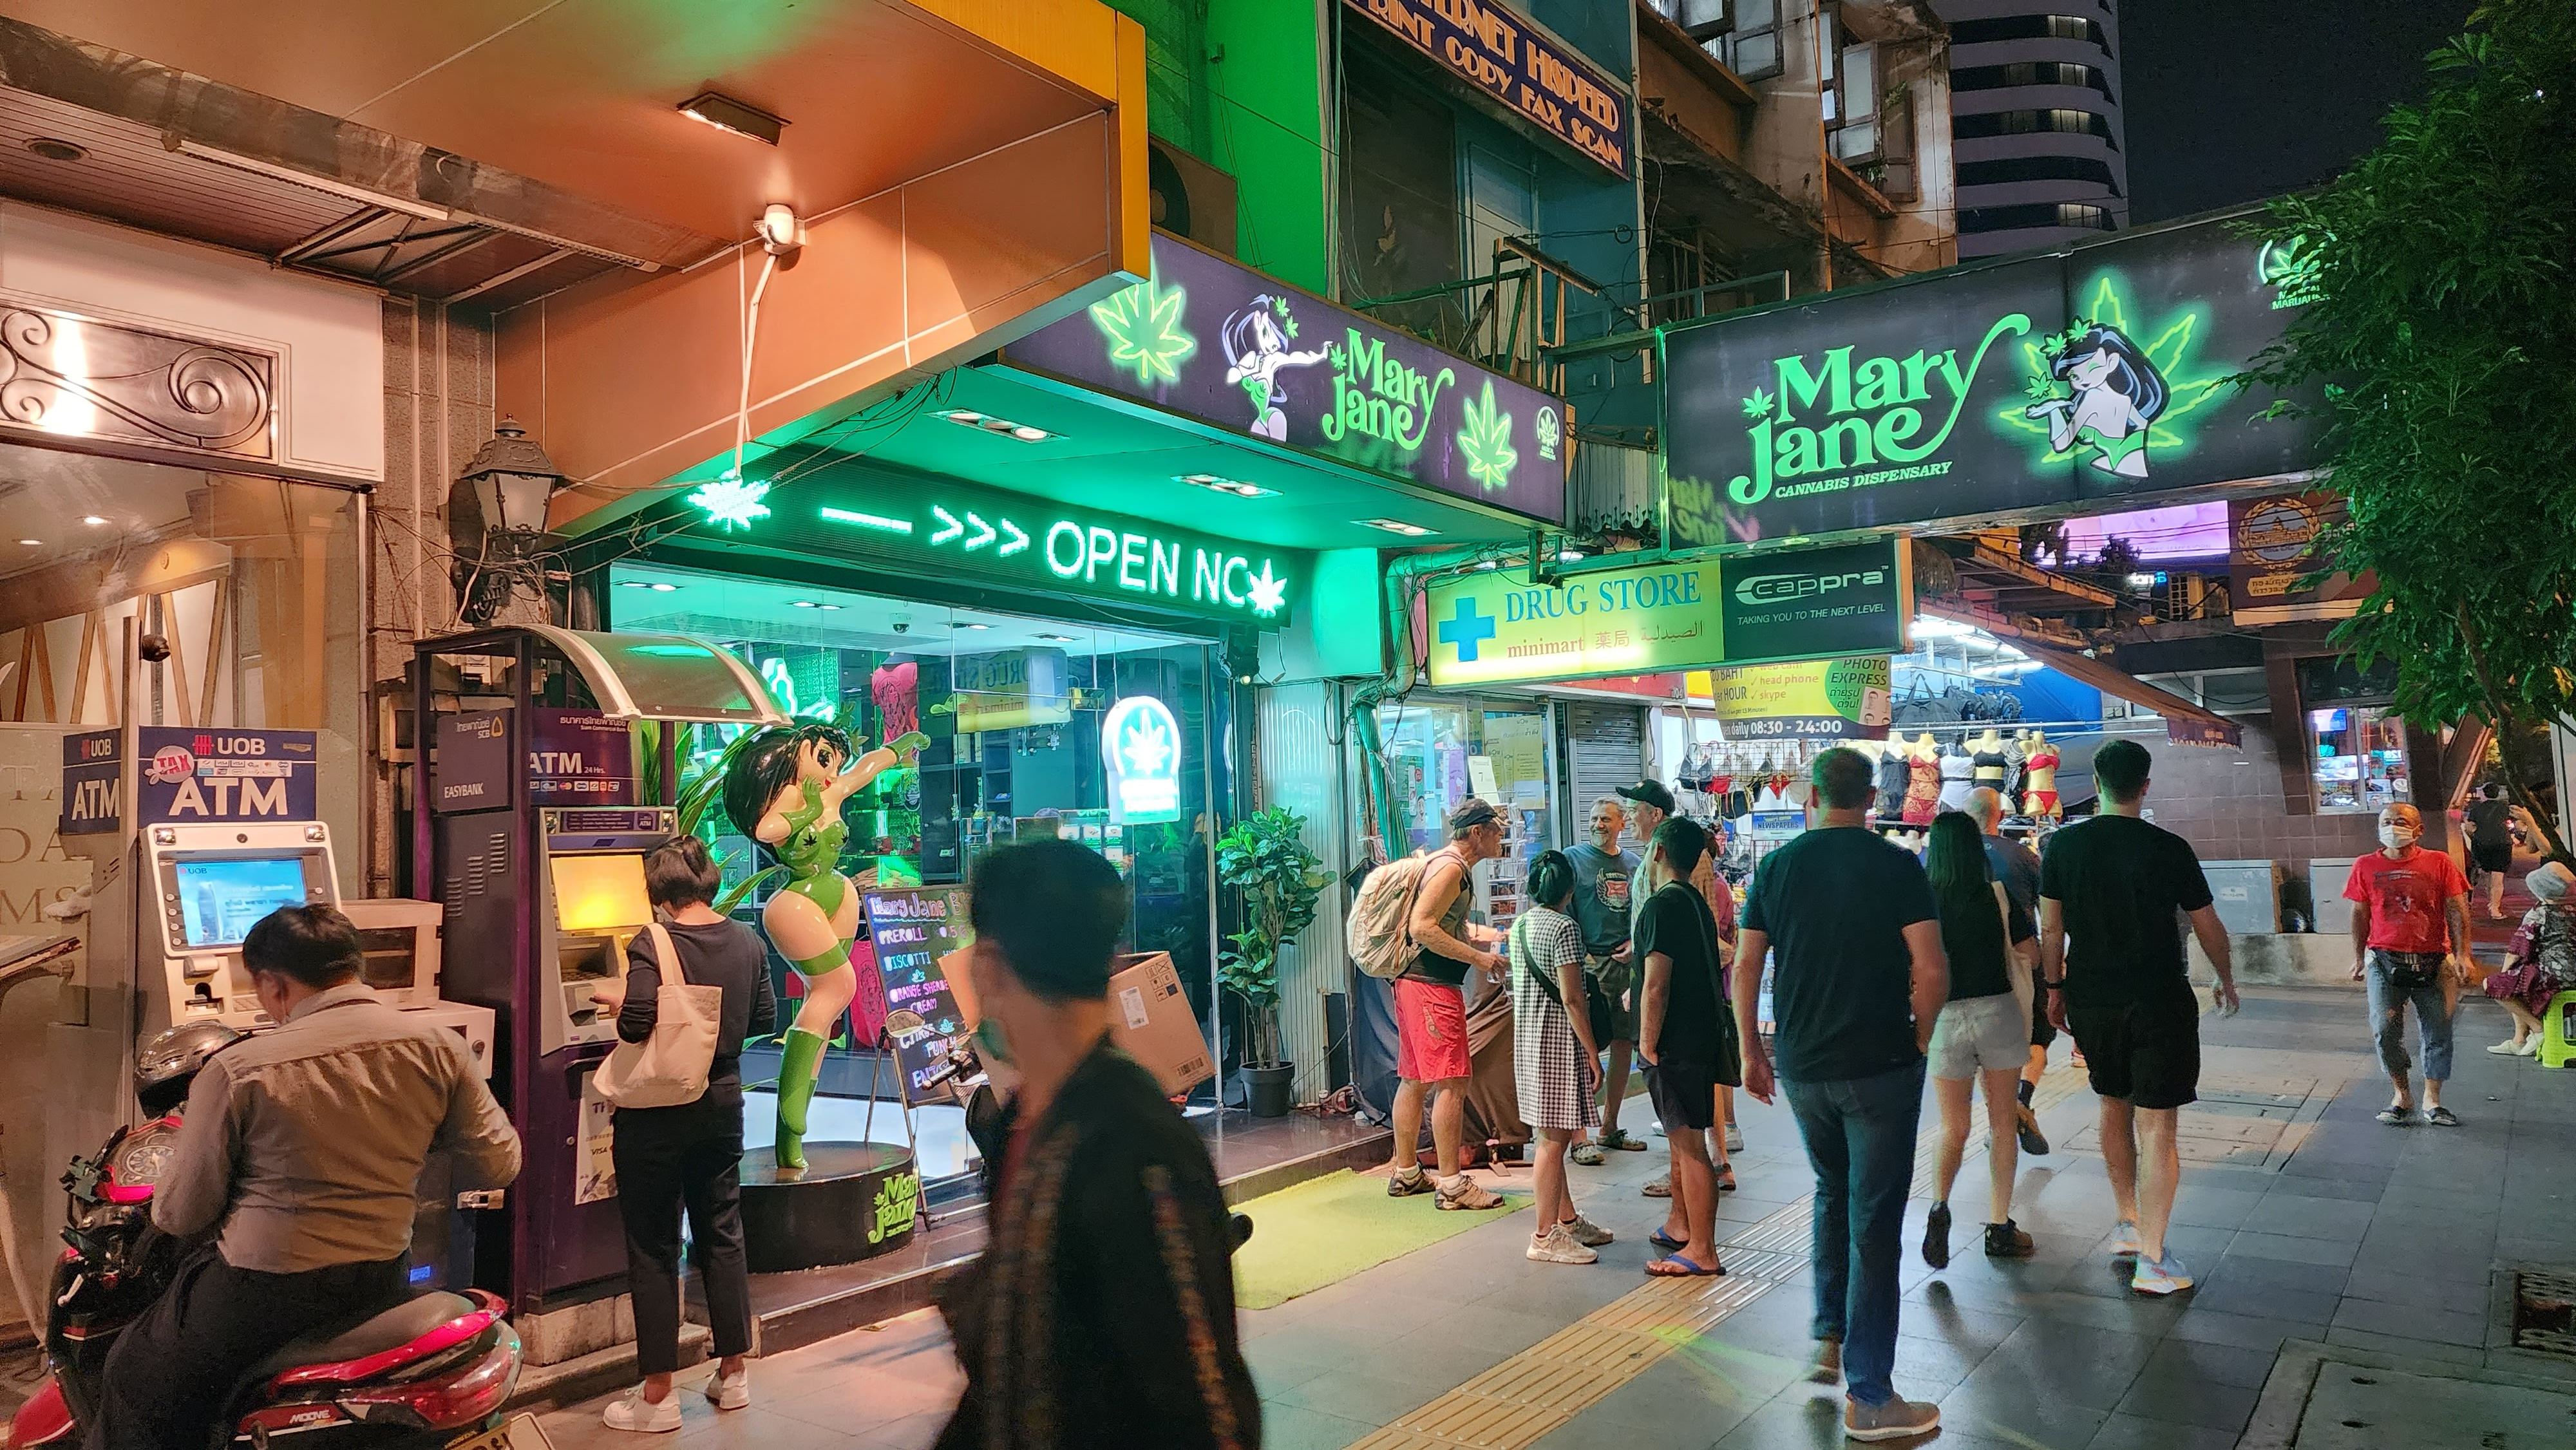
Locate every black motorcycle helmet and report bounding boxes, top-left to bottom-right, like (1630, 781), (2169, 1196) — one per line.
(135, 1021), (244, 1118)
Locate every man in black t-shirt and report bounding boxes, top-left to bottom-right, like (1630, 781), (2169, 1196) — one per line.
(1734, 749), (1947, 1444)
(1634, 817), (1734, 1281)
(2038, 739), (2239, 1298)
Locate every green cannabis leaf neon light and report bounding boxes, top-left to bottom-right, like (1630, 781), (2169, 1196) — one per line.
(687, 472), (772, 532)
(1455, 380), (1519, 493)
(1994, 271), (2232, 480)
(1088, 277), (1197, 387)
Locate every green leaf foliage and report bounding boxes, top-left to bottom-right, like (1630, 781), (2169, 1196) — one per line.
(2236, 1), (2576, 859)
(1213, 805), (1330, 1069)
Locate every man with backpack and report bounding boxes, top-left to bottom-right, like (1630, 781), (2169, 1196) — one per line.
(1381, 800), (1511, 1209)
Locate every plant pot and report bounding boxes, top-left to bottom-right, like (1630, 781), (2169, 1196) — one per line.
(1242, 1062), (1295, 1118)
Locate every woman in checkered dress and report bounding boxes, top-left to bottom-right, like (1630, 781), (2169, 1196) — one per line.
(1511, 850), (1612, 1263)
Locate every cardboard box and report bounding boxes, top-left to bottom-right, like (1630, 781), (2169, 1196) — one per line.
(1107, 951), (1214, 1097)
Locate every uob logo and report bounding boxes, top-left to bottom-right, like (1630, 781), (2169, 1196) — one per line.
(1730, 315), (2031, 505)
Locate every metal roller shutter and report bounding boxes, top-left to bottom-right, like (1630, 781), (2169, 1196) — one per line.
(1562, 702), (1645, 825)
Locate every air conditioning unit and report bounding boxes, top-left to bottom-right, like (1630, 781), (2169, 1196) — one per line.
(1148, 138), (1238, 257)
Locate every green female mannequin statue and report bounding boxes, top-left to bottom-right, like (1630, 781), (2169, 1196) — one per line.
(723, 722), (927, 1171)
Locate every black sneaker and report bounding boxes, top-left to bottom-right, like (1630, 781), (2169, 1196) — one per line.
(1922, 1201), (1951, 1269)
(1387, 1168), (1433, 1198)
(2016, 1102), (2050, 1157)
(1984, 1219), (2035, 1258)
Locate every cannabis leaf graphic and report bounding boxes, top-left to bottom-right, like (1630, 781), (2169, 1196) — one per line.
(1088, 278), (1196, 386)
(1741, 386), (1776, 421)
(1994, 272), (2232, 463)
(1244, 560), (1289, 617)
(1455, 381), (1519, 493)
(687, 471), (772, 532)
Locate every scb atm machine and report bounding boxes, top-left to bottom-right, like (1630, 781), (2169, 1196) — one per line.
(414, 626), (783, 1357)
(52, 725), (495, 1288)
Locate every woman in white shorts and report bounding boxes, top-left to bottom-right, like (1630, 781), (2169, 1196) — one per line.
(1919, 811), (2038, 1267)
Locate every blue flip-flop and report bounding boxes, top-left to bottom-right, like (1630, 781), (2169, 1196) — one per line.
(1647, 1253), (1725, 1277)
(1649, 1229), (1685, 1253)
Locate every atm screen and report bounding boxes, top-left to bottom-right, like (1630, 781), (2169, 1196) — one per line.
(551, 852), (651, 934)
(173, 856), (313, 948)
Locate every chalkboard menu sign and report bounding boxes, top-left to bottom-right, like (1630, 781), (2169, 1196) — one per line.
(863, 887), (972, 1104)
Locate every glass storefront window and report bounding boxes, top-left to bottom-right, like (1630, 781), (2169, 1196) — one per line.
(607, 561), (1221, 1079)
(0, 442), (365, 896)
(1377, 697), (1555, 925)
(2309, 704), (2410, 814)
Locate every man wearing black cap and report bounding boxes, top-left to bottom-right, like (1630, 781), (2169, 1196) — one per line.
(937, 840), (1259, 1450)
(1383, 799), (1511, 1210)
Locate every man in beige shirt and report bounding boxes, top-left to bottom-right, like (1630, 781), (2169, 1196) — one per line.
(90, 905), (520, 1450)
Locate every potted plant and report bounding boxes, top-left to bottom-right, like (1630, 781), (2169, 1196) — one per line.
(1215, 806), (1329, 1117)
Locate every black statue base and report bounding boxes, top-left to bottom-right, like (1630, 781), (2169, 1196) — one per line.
(739, 1142), (920, 1274)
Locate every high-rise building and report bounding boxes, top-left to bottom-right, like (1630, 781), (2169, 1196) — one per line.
(1938, 1), (2128, 258)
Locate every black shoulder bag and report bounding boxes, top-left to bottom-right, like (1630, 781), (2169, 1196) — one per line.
(1513, 914), (1618, 1046)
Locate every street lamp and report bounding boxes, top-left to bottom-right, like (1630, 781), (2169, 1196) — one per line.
(448, 417), (568, 625)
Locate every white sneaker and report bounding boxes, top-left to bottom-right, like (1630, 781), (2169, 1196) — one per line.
(1562, 1214), (1615, 1248)
(2488, 1039), (2526, 1055)
(2131, 1253), (2194, 1295)
(1724, 1123), (1745, 1153)
(2110, 1220), (2141, 1258)
(603, 1388), (683, 1433)
(1526, 1223), (1599, 1265)
(708, 1366), (751, 1410)
(2517, 1036), (2543, 1058)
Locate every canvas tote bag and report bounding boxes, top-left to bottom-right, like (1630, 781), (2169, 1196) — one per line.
(593, 921), (723, 1108)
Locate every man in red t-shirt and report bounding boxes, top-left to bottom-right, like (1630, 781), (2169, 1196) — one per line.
(2343, 803), (2471, 1125)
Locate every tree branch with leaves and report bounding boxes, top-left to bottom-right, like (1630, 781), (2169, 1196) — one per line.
(2238, 0), (2576, 863)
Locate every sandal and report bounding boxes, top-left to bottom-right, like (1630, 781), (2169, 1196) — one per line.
(1649, 1229), (1685, 1254)
(1642, 1174), (1672, 1198)
(1599, 1129), (1649, 1153)
(1645, 1253), (1725, 1278)
(2426, 1106), (2460, 1127)
(1716, 1168), (1738, 1193)
(2376, 1107), (2415, 1125)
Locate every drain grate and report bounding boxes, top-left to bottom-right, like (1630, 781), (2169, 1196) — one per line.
(2509, 1268), (2576, 1358)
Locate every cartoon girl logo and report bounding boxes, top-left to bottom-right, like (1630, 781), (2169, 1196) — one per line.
(1220, 296), (1330, 441)
(2023, 323), (2170, 480)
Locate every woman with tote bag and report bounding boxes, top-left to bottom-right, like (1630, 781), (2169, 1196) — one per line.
(595, 836), (779, 1434)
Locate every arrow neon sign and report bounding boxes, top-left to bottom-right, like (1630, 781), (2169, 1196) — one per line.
(811, 492), (1297, 623)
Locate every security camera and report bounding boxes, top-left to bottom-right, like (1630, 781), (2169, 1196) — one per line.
(891, 612), (913, 634)
(757, 203), (802, 256)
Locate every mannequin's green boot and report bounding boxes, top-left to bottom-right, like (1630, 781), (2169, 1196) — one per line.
(775, 1026), (827, 1172)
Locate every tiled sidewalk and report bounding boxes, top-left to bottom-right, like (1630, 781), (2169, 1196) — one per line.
(533, 986), (2576, 1450)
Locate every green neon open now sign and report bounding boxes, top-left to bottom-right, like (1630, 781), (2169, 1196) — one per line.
(764, 475), (1304, 626)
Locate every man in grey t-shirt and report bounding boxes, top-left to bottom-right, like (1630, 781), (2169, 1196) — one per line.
(1565, 796), (1647, 1158)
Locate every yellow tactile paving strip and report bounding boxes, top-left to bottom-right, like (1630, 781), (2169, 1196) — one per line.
(1346, 1062), (2094, 1450)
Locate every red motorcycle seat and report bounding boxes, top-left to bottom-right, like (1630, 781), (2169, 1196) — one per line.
(250, 1292), (480, 1382)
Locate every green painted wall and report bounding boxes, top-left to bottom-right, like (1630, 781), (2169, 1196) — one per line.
(1100, 0), (1332, 296)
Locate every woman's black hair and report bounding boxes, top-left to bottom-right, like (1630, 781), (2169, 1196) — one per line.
(721, 723), (853, 841)
(1924, 811), (2005, 980)
(645, 834), (723, 908)
(1526, 849), (1575, 911)
(2051, 323), (2169, 424)
(1220, 303), (1286, 406)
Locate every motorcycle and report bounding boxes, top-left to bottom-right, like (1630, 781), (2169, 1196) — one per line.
(6, 1022), (528, 1449)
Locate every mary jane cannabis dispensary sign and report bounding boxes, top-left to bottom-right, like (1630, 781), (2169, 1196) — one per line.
(1661, 213), (2326, 545)
(1004, 232), (1567, 527)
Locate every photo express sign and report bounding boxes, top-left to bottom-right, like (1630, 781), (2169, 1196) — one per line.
(1005, 232), (1567, 527)
(1344, 0), (1631, 176)
(1689, 659), (1895, 742)
(1425, 538), (1908, 688)
(1663, 214), (2327, 545)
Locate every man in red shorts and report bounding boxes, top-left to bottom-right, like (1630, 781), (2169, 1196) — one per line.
(1384, 799), (1511, 1210)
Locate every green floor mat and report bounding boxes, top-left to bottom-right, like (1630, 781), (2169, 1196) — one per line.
(1230, 1169), (1528, 1311)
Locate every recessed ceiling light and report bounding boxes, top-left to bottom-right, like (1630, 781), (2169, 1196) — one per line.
(790, 600), (821, 608)
(15, 538), (39, 547)
(1356, 518), (1435, 537)
(1177, 473), (1278, 499)
(942, 410), (1055, 443)
(1557, 547), (1587, 562)
(952, 621), (991, 631)
(80, 515), (107, 526)
(941, 410), (985, 426)
(676, 91), (786, 146)
(1009, 425), (1050, 442)
(1033, 632), (1078, 643)
(647, 583), (679, 593)
(25, 137), (86, 163)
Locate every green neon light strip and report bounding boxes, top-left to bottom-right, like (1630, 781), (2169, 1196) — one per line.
(819, 507), (914, 534)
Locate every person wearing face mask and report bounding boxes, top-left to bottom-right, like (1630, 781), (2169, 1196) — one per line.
(936, 839), (1259, 1450)
(2343, 803), (2472, 1125)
